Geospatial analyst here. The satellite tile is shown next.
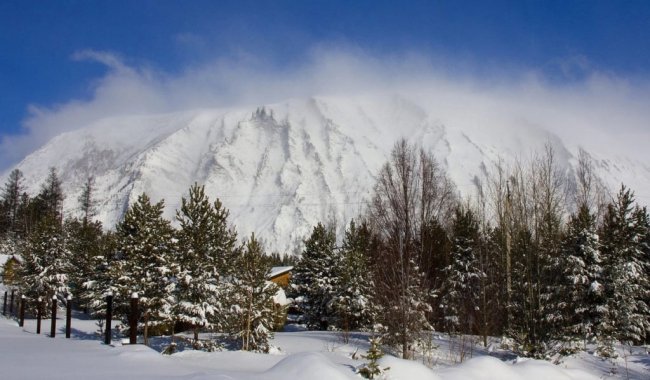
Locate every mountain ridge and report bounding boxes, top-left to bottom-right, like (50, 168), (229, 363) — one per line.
(5, 94), (650, 253)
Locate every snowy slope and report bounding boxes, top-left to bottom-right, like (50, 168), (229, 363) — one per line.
(5, 94), (650, 253)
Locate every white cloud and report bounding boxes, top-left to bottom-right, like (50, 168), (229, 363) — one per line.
(1, 47), (649, 171)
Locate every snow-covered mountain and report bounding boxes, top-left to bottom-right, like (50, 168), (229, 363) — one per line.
(5, 94), (650, 253)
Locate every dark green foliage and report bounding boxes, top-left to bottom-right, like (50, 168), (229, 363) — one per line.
(229, 233), (278, 352)
(0, 169), (24, 236)
(65, 217), (104, 311)
(358, 337), (388, 379)
(331, 220), (377, 333)
(112, 193), (177, 345)
(291, 222), (339, 330)
(600, 186), (650, 346)
(268, 251), (296, 266)
(174, 183), (237, 341)
(440, 206), (484, 334)
(18, 215), (71, 309)
(555, 205), (605, 353)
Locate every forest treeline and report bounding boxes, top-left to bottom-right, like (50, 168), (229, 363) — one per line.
(0, 139), (648, 360)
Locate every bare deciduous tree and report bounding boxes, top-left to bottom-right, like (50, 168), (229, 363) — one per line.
(369, 139), (457, 359)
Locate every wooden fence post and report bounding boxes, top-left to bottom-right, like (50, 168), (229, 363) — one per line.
(9, 289), (15, 315)
(129, 292), (138, 344)
(104, 292), (113, 345)
(65, 294), (72, 338)
(37, 297), (42, 334)
(19, 295), (25, 327)
(2, 291), (6, 316)
(50, 296), (57, 338)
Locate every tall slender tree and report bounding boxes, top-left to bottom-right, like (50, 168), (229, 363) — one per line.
(0, 169), (24, 236)
(331, 220), (377, 334)
(369, 140), (438, 359)
(174, 184), (237, 343)
(600, 186), (650, 345)
(440, 206), (484, 335)
(291, 222), (339, 330)
(229, 233), (277, 352)
(112, 193), (177, 345)
(555, 205), (604, 352)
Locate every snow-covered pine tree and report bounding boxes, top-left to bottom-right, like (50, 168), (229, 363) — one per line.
(440, 206), (484, 335)
(175, 183), (237, 344)
(18, 215), (71, 311)
(82, 231), (118, 322)
(66, 177), (104, 312)
(112, 193), (178, 345)
(65, 217), (103, 312)
(600, 185), (650, 346)
(291, 222), (339, 330)
(209, 198), (239, 279)
(331, 219), (377, 336)
(229, 233), (278, 352)
(17, 169), (69, 311)
(556, 204), (604, 353)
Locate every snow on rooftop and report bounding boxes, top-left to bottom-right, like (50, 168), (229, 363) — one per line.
(268, 266), (293, 279)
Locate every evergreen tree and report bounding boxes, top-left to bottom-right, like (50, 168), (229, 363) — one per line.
(229, 233), (278, 352)
(18, 215), (71, 310)
(83, 231), (118, 321)
(358, 337), (387, 379)
(64, 176), (103, 311)
(174, 184), (237, 343)
(34, 167), (65, 224)
(331, 220), (377, 335)
(0, 169), (24, 236)
(419, 219), (451, 331)
(78, 176), (98, 226)
(507, 226), (537, 353)
(600, 186), (650, 345)
(556, 205), (605, 352)
(65, 217), (104, 311)
(440, 206), (484, 335)
(291, 222), (339, 330)
(112, 193), (177, 345)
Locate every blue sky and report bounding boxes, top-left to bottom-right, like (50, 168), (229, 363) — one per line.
(1, 0), (650, 168)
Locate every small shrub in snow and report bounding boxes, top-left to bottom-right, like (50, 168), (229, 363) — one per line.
(358, 337), (389, 379)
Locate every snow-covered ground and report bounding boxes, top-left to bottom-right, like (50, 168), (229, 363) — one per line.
(1, 301), (647, 380)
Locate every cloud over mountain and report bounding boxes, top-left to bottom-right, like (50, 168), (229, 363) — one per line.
(2, 48), (650, 171)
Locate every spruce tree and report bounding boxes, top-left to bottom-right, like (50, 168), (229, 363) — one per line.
(358, 337), (387, 379)
(174, 184), (237, 343)
(66, 177), (103, 311)
(35, 167), (65, 224)
(331, 220), (377, 335)
(65, 217), (103, 311)
(600, 186), (650, 345)
(291, 222), (339, 330)
(440, 206), (484, 335)
(556, 205), (604, 352)
(112, 193), (177, 345)
(229, 233), (277, 352)
(0, 169), (24, 236)
(18, 215), (71, 309)
(83, 231), (118, 322)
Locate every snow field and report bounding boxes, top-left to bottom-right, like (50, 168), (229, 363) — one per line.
(3, 310), (646, 380)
